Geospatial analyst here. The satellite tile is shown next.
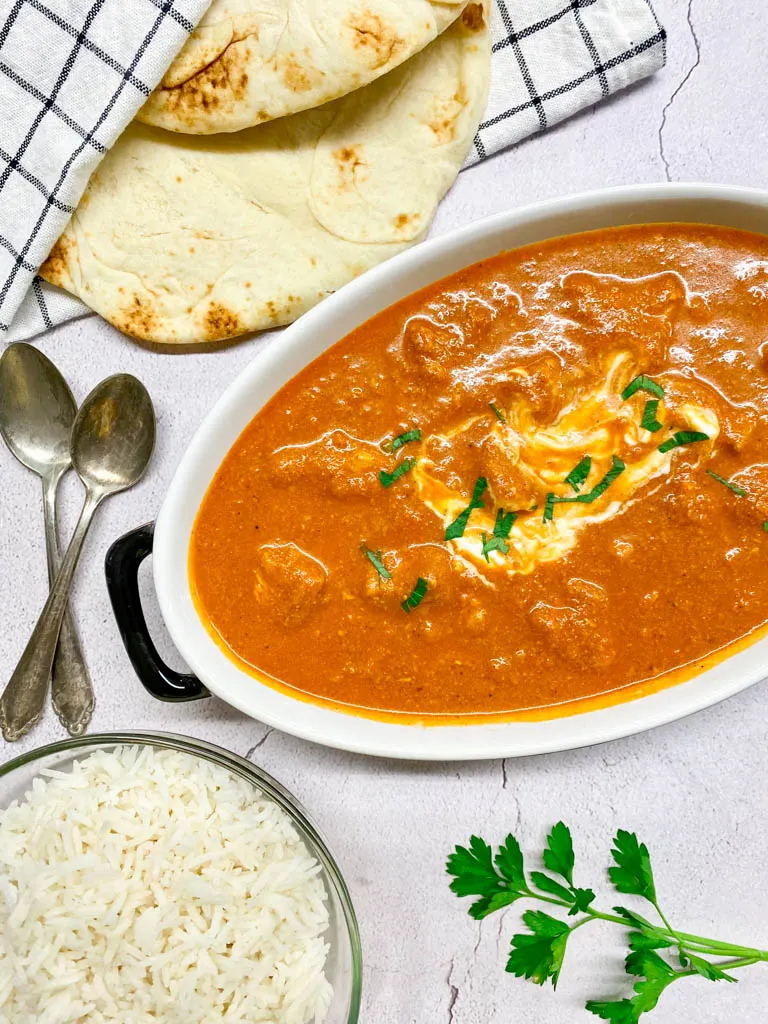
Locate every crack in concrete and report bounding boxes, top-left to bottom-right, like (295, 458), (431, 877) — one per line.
(658, 0), (701, 180)
(245, 727), (274, 760)
(446, 958), (459, 1024)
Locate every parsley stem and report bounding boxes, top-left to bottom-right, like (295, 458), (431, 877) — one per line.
(521, 892), (768, 959)
(652, 900), (683, 953)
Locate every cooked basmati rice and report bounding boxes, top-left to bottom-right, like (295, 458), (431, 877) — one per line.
(0, 745), (333, 1024)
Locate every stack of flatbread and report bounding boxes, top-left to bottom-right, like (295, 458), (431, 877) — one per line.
(42, 0), (491, 345)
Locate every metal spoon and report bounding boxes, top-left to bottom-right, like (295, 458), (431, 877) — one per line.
(0, 343), (94, 735)
(0, 374), (155, 741)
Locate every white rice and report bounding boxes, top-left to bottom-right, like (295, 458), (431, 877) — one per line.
(0, 745), (333, 1024)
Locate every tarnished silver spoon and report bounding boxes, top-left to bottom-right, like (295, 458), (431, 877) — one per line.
(0, 343), (93, 735)
(0, 374), (155, 741)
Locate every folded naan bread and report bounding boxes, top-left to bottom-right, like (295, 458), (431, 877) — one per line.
(41, 4), (490, 346)
(139, 0), (469, 134)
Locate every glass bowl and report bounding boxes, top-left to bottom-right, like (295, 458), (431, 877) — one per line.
(0, 731), (362, 1024)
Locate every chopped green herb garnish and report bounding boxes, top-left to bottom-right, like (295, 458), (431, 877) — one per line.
(564, 456), (592, 493)
(576, 455), (625, 502)
(448, 823), (768, 1022)
(706, 470), (746, 497)
(445, 477), (488, 541)
(547, 457), (626, 522)
(380, 456), (416, 488)
(490, 402), (507, 424)
(641, 400), (663, 433)
(481, 508), (517, 560)
(383, 428), (422, 453)
(622, 375), (664, 401)
(401, 577), (428, 613)
(763, 521), (768, 533)
(494, 508), (517, 538)
(360, 542), (391, 580)
(658, 431), (709, 454)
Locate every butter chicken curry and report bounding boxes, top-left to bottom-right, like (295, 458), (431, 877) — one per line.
(190, 224), (768, 720)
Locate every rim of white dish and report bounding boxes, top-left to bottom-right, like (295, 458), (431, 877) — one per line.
(153, 182), (768, 760)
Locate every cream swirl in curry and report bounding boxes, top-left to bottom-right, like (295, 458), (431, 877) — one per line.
(190, 224), (768, 719)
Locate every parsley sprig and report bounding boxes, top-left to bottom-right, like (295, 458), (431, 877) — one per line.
(448, 824), (768, 1021)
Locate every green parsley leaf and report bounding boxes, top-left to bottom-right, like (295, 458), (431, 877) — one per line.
(570, 887), (597, 914)
(543, 492), (557, 522)
(445, 477), (488, 541)
(401, 576), (427, 613)
(628, 932), (674, 953)
(447, 836), (499, 897)
(626, 951), (676, 1014)
(447, 836), (504, 919)
(530, 872), (574, 904)
(379, 456), (416, 488)
(706, 469), (746, 497)
(495, 832), (526, 889)
(608, 831), (656, 902)
(490, 401), (507, 423)
(641, 400), (663, 433)
(360, 543), (391, 580)
(625, 948), (674, 981)
(658, 431), (709, 454)
(543, 821), (575, 885)
(622, 375), (665, 401)
(613, 907), (664, 934)
(586, 999), (638, 1023)
(565, 456), (592, 493)
(483, 891), (524, 917)
(382, 428), (422, 453)
(507, 911), (571, 987)
(684, 954), (738, 983)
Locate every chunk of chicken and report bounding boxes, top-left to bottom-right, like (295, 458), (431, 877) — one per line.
(254, 543), (327, 626)
(528, 577), (615, 668)
(269, 429), (384, 498)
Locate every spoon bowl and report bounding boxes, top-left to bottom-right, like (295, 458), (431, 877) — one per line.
(0, 343), (76, 474)
(72, 375), (156, 495)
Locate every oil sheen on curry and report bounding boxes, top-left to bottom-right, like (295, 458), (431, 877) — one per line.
(190, 224), (768, 721)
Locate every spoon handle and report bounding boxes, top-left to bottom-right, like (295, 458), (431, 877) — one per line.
(43, 475), (94, 736)
(0, 491), (101, 741)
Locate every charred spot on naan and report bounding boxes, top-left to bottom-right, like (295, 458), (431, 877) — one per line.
(40, 235), (75, 290)
(154, 40), (253, 123)
(202, 302), (243, 341)
(461, 3), (486, 31)
(346, 11), (404, 69)
(113, 295), (160, 342)
(332, 145), (368, 192)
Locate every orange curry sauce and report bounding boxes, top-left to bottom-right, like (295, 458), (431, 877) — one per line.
(190, 225), (768, 721)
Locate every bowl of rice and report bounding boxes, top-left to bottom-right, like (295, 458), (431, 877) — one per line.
(0, 731), (362, 1024)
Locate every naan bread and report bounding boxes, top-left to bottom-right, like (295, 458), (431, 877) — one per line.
(41, 4), (490, 346)
(138, 0), (468, 134)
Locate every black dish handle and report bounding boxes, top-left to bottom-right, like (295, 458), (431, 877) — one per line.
(105, 523), (210, 702)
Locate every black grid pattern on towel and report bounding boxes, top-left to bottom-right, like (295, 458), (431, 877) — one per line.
(0, 0), (206, 332)
(471, 0), (667, 163)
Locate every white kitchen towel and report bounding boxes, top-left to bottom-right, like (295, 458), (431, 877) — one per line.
(1, 0), (666, 342)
